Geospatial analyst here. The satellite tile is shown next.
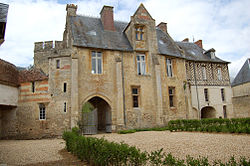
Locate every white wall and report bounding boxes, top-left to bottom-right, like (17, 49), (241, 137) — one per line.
(0, 84), (18, 106)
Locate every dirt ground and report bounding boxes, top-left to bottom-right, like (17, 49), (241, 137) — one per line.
(0, 131), (249, 165)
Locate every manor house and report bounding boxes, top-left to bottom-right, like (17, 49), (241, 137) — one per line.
(0, 4), (233, 138)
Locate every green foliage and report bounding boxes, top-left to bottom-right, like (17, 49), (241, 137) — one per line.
(118, 129), (136, 134)
(168, 117), (250, 134)
(63, 129), (250, 166)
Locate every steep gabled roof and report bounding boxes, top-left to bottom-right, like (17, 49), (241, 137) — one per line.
(156, 28), (183, 58)
(232, 59), (250, 87)
(70, 15), (133, 51)
(176, 42), (229, 63)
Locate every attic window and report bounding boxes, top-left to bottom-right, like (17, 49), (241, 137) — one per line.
(135, 26), (144, 40)
(211, 52), (215, 59)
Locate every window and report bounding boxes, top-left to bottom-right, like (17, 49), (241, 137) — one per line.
(166, 58), (173, 77)
(91, 51), (102, 74)
(135, 26), (144, 40)
(204, 88), (209, 102)
(132, 87), (139, 108)
(32, 82), (35, 93)
(136, 54), (146, 75)
(63, 83), (67, 93)
(202, 66), (207, 80)
(169, 87), (175, 107)
(221, 88), (225, 101)
(64, 102), (67, 112)
(39, 104), (46, 120)
(217, 68), (222, 80)
(56, 60), (60, 69)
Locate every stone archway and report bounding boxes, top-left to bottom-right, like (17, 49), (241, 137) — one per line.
(81, 96), (111, 134)
(201, 106), (216, 119)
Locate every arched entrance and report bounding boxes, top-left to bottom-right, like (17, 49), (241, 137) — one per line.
(201, 106), (216, 119)
(81, 96), (112, 134)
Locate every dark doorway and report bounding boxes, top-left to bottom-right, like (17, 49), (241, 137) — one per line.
(201, 106), (216, 119)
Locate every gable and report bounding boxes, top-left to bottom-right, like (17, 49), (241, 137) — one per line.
(133, 3), (154, 21)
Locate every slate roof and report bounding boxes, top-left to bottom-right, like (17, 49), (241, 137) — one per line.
(176, 42), (228, 63)
(0, 3), (9, 23)
(19, 68), (48, 83)
(70, 16), (133, 51)
(156, 28), (183, 58)
(232, 59), (250, 87)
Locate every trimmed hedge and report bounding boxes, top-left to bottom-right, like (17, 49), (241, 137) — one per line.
(168, 118), (250, 133)
(63, 128), (250, 166)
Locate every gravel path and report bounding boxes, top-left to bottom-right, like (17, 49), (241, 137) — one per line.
(0, 139), (65, 165)
(92, 131), (250, 162)
(0, 132), (249, 165)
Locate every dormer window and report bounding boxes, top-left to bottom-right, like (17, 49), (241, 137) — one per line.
(135, 26), (144, 40)
(211, 52), (215, 59)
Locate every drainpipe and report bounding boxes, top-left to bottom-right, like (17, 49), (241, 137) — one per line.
(193, 62), (201, 119)
(121, 52), (126, 127)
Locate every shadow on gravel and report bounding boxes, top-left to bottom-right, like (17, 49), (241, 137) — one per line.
(24, 149), (88, 166)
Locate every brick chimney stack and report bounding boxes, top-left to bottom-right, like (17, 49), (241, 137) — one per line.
(66, 4), (77, 17)
(157, 22), (167, 33)
(100, 5), (115, 31)
(195, 40), (203, 48)
(182, 38), (189, 42)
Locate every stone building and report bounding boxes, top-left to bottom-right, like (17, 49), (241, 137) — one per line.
(231, 59), (250, 118)
(0, 4), (233, 139)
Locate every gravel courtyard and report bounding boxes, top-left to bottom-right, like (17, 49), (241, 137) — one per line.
(0, 131), (249, 165)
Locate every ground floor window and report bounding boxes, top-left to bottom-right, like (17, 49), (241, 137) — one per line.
(39, 104), (46, 120)
(169, 87), (175, 107)
(132, 87), (140, 108)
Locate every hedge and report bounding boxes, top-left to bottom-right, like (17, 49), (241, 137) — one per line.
(63, 128), (250, 166)
(168, 118), (250, 133)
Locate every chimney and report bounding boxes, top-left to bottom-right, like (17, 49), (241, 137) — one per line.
(66, 4), (77, 17)
(195, 40), (203, 48)
(100, 5), (115, 31)
(157, 22), (167, 33)
(182, 38), (189, 42)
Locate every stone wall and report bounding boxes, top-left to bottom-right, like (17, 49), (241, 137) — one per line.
(0, 84), (18, 106)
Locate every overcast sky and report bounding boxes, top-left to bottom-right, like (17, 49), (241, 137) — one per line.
(1, 0), (249, 78)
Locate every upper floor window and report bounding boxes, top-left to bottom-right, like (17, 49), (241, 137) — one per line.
(132, 87), (140, 108)
(63, 83), (67, 93)
(135, 26), (144, 40)
(56, 59), (60, 69)
(169, 87), (175, 107)
(204, 88), (209, 102)
(217, 68), (222, 80)
(221, 88), (225, 101)
(202, 66), (207, 80)
(91, 51), (102, 74)
(64, 102), (67, 112)
(39, 104), (46, 120)
(32, 82), (35, 93)
(166, 58), (173, 77)
(136, 54), (146, 75)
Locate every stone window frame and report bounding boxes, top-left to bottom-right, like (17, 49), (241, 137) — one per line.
(131, 86), (140, 108)
(204, 88), (209, 102)
(135, 25), (145, 41)
(56, 59), (60, 69)
(202, 66), (207, 80)
(91, 51), (103, 74)
(168, 87), (176, 108)
(166, 58), (173, 77)
(221, 88), (225, 102)
(39, 103), (46, 120)
(136, 53), (146, 75)
(217, 67), (222, 80)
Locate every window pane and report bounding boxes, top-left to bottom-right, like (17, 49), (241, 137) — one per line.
(98, 58), (102, 74)
(136, 55), (140, 61)
(92, 51), (96, 58)
(141, 62), (146, 75)
(92, 57), (96, 74)
(97, 52), (102, 58)
(141, 55), (145, 61)
(137, 62), (141, 75)
(169, 96), (174, 107)
(132, 88), (138, 94)
(140, 33), (143, 40)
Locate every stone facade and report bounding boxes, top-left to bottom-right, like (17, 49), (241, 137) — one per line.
(0, 3), (236, 139)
